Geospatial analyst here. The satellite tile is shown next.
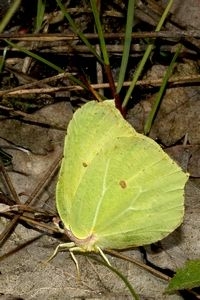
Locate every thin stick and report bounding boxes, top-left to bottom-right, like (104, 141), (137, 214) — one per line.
(0, 234), (43, 262)
(25, 153), (62, 206)
(1, 211), (60, 234)
(0, 153), (62, 246)
(2, 74), (199, 97)
(0, 164), (21, 204)
(106, 249), (170, 282)
(0, 30), (200, 40)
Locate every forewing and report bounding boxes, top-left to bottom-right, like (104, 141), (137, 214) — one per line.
(56, 100), (137, 228)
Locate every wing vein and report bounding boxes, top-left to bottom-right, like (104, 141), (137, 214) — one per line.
(90, 159), (110, 232)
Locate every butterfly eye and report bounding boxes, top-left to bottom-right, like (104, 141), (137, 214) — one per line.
(58, 220), (64, 230)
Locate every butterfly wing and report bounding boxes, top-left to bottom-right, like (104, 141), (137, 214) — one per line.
(56, 100), (137, 229)
(69, 135), (188, 249)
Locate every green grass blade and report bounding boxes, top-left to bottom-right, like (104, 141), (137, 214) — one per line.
(6, 39), (63, 72)
(0, 46), (8, 73)
(56, 0), (117, 101)
(0, 0), (21, 33)
(90, 0), (109, 65)
(117, 0), (136, 94)
(122, 43), (153, 108)
(35, 0), (46, 32)
(56, 0), (103, 64)
(122, 0), (174, 108)
(144, 44), (182, 135)
(5, 39), (87, 89)
(90, 1), (117, 101)
(90, 255), (140, 300)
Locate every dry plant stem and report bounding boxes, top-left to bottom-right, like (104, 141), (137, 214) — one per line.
(0, 153), (62, 246)
(0, 201), (48, 215)
(1, 211), (59, 234)
(96, 45), (104, 96)
(0, 234), (43, 262)
(3, 44), (195, 56)
(21, 0), (46, 73)
(77, 73), (103, 102)
(1, 30), (200, 40)
(1, 74), (199, 98)
(0, 215), (21, 247)
(5, 65), (51, 87)
(104, 64), (117, 101)
(0, 163), (21, 204)
(0, 72), (74, 97)
(104, 64), (122, 110)
(0, 164), (23, 246)
(24, 152), (62, 206)
(106, 249), (170, 282)
(94, 1), (104, 96)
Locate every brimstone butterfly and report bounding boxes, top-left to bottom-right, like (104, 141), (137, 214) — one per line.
(55, 100), (188, 259)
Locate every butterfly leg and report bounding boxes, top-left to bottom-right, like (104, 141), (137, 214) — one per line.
(69, 249), (81, 279)
(97, 246), (111, 266)
(45, 242), (75, 263)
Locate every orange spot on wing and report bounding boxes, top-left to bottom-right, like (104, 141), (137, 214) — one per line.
(119, 180), (127, 189)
